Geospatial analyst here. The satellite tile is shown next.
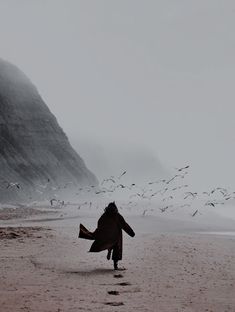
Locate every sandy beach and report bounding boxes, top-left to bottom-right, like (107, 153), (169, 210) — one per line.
(0, 205), (235, 312)
(2, 2), (235, 312)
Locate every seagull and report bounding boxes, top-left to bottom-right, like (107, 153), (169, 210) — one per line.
(127, 183), (136, 189)
(6, 182), (20, 189)
(148, 179), (166, 185)
(149, 190), (161, 198)
(116, 184), (126, 189)
(166, 175), (181, 184)
(205, 201), (217, 207)
(192, 209), (198, 217)
(101, 178), (116, 185)
(184, 192), (197, 200)
(122, 183), (136, 190)
(159, 205), (172, 213)
(136, 193), (147, 199)
(160, 187), (168, 195)
(179, 184), (189, 189)
(162, 196), (173, 202)
(220, 190), (228, 196)
(142, 209), (147, 216)
(215, 187), (228, 193)
(210, 187), (227, 195)
(118, 171), (127, 179)
(50, 198), (57, 206)
(102, 187), (115, 193)
(171, 184), (188, 191)
(95, 190), (106, 194)
(175, 165), (190, 172)
(179, 204), (191, 208)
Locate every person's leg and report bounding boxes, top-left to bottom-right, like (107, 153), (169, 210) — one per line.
(112, 244), (119, 270)
(107, 248), (112, 260)
(113, 259), (118, 270)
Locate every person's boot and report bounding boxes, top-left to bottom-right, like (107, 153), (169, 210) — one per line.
(113, 260), (118, 270)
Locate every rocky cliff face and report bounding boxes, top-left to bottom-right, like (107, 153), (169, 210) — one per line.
(0, 58), (98, 203)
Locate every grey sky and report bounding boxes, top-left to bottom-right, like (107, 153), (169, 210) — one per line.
(0, 0), (235, 189)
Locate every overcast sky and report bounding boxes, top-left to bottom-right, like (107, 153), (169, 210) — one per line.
(0, 0), (235, 189)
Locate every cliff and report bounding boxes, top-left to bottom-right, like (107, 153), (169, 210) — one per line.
(0, 58), (98, 203)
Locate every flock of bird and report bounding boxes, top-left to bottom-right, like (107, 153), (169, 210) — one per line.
(1, 165), (235, 217)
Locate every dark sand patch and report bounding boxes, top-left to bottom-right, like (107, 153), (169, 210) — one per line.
(0, 226), (52, 240)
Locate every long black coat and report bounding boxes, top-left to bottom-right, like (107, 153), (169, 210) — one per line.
(79, 212), (135, 261)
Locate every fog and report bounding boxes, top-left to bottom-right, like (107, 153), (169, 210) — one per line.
(0, 0), (235, 191)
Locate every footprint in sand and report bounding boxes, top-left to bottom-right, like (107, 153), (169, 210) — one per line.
(115, 282), (131, 286)
(107, 290), (120, 295)
(104, 302), (124, 306)
(113, 274), (123, 278)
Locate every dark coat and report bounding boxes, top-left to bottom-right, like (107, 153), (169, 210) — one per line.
(79, 212), (135, 261)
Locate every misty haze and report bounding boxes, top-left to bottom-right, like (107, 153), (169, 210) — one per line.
(0, 1), (234, 312)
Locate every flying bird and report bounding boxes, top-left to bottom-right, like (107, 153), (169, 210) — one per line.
(179, 204), (191, 208)
(149, 190), (161, 198)
(116, 184), (126, 189)
(148, 179), (166, 185)
(171, 185), (189, 191)
(159, 205), (172, 213)
(202, 191), (210, 196)
(142, 209), (147, 216)
(205, 202), (216, 207)
(161, 187), (168, 195)
(6, 182), (20, 189)
(163, 196), (173, 202)
(184, 192), (197, 200)
(166, 175), (181, 184)
(118, 171), (127, 179)
(175, 165), (190, 172)
(95, 190), (106, 194)
(101, 178), (116, 185)
(192, 209), (198, 217)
